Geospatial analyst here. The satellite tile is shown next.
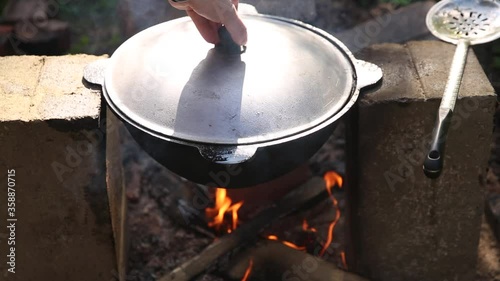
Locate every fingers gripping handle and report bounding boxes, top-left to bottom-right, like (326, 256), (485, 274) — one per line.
(423, 40), (469, 179)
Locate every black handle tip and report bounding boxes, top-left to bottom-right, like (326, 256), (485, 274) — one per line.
(423, 150), (443, 179)
(215, 26), (245, 55)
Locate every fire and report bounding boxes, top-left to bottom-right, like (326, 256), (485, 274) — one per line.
(206, 188), (243, 233)
(228, 201), (243, 230)
(205, 172), (347, 271)
(320, 171), (343, 257)
(324, 171), (343, 190)
(241, 258), (253, 281)
(267, 235), (306, 251)
(263, 172), (345, 265)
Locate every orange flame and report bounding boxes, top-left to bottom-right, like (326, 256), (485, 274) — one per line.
(324, 171), (343, 190)
(319, 171), (343, 257)
(228, 201), (243, 230)
(267, 235), (306, 251)
(206, 188), (243, 233)
(241, 258), (253, 281)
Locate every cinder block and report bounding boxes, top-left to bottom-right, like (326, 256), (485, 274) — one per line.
(349, 41), (496, 281)
(0, 55), (117, 280)
(0, 55), (101, 122)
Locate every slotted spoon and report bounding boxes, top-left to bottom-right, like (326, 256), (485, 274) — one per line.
(423, 0), (500, 178)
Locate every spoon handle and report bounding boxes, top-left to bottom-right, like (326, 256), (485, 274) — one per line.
(423, 40), (469, 179)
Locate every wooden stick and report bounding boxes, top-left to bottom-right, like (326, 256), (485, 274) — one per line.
(158, 177), (328, 281)
(222, 240), (370, 281)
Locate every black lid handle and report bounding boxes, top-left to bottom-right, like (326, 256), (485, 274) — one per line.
(215, 26), (246, 55)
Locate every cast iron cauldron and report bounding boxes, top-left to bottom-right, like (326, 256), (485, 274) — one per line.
(83, 13), (382, 188)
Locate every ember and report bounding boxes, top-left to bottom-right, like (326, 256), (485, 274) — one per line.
(341, 251), (348, 270)
(263, 172), (344, 262)
(267, 235), (306, 251)
(205, 188), (243, 234)
(302, 219), (317, 232)
(241, 258), (253, 281)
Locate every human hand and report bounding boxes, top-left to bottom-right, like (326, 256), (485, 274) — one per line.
(168, 0), (247, 45)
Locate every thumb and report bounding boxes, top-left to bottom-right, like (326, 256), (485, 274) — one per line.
(222, 5), (247, 45)
(231, 0), (238, 9)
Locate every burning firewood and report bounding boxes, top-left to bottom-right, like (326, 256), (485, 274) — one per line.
(221, 240), (369, 281)
(158, 177), (330, 281)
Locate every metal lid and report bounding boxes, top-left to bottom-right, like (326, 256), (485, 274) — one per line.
(104, 14), (356, 145)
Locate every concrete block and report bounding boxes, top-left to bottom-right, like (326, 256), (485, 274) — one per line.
(407, 41), (494, 100)
(37, 55), (102, 121)
(0, 55), (117, 280)
(349, 41), (496, 281)
(0, 56), (43, 97)
(0, 55), (103, 122)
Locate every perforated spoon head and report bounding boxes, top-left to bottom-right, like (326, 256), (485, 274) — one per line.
(426, 0), (500, 45)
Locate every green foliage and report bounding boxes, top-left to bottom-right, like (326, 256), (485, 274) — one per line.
(357, 0), (377, 8)
(57, 0), (123, 54)
(494, 57), (500, 69)
(58, 0), (118, 17)
(493, 43), (500, 70)
(70, 35), (90, 54)
(0, 0), (8, 17)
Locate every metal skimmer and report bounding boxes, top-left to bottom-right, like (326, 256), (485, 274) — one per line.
(423, 0), (500, 178)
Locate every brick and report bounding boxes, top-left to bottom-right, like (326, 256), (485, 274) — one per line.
(349, 41), (496, 281)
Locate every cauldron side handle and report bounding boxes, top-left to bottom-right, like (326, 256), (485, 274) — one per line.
(83, 58), (111, 86)
(197, 145), (258, 165)
(355, 59), (383, 89)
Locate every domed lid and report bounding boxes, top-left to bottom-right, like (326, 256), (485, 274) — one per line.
(103, 14), (358, 145)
